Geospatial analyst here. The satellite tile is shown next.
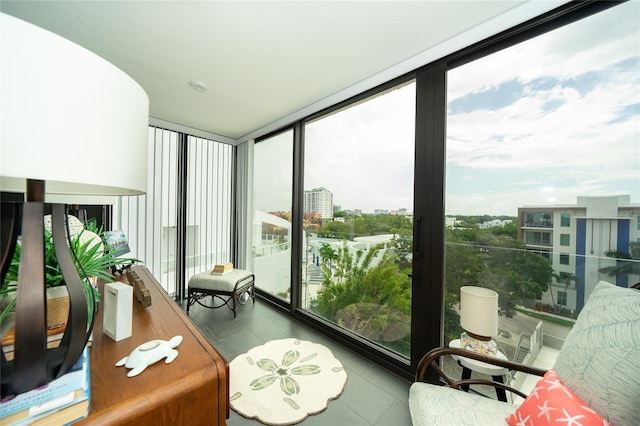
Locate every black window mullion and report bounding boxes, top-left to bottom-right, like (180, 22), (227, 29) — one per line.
(411, 63), (447, 378)
(176, 132), (188, 301)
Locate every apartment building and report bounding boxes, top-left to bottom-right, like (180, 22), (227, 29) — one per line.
(304, 187), (333, 219)
(518, 195), (640, 312)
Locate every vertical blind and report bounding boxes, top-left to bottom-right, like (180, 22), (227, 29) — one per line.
(113, 126), (234, 295)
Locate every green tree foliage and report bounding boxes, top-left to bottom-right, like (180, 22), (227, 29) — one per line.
(317, 220), (352, 240)
(490, 222), (517, 239)
(391, 228), (413, 271)
(310, 242), (411, 345)
(309, 214), (551, 349)
(444, 227), (552, 321)
(314, 214), (412, 240)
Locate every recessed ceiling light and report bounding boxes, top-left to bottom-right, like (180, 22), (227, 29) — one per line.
(188, 80), (207, 92)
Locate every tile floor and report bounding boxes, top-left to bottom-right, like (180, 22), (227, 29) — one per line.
(183, 297), (414, 426)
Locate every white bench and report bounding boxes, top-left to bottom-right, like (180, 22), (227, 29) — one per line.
(186, 269), (255, 318)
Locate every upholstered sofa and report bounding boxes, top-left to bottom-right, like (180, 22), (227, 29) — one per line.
(409, 280), (640, 426)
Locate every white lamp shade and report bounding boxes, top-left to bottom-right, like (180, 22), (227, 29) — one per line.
(0, 13), (149, 198)
(460, 286), (498, 338)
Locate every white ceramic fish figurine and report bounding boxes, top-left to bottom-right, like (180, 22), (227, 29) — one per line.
(115, 335), (183, 377)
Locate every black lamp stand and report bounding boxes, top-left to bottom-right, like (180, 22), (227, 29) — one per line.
(0, 179), (95, 397)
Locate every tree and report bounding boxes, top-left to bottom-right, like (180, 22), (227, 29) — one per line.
(481, 235), (552, 317)
(443, 229), (485, 341)
(310, 242), (411, 350)
(318, 243), (338, 270)
(391, 228), (412, 271)
(550, 271), (578, 311)
(443, 226), (552, 319)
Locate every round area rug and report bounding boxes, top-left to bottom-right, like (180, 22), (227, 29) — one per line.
(230, 338), (348, 425)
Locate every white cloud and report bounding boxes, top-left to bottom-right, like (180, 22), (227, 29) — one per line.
(444, 2), (639, 215)
(448, 1), (639, 102)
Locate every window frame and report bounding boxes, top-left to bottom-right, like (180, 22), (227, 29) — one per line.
(247, 0), (626, 380)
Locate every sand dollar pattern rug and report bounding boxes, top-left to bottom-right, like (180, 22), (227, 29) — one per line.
(230, 338), (348, 425)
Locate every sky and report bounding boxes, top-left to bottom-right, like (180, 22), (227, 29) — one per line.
(257, 2), (639, 217)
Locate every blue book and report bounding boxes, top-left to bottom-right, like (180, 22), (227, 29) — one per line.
(0, 347), (91, 425)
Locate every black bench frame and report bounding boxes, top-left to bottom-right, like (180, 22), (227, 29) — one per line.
(186, 273), (255, 318)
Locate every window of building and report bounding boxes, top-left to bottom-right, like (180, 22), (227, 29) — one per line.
(559, 253), (570, 265)
(524, 212), (553, 227)
(557, 291), (567, 306)
(561, 213), (571, 227)
(525, 231), (552, 246)
(560, 234), (570, 246)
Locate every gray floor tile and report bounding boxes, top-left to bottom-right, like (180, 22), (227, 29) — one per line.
(375, 399), (413, 426)
(185, 298), (413, 426)
(338, 370), (397, 424)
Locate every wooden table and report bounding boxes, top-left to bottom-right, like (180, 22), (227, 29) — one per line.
(78, 266), (229, 425)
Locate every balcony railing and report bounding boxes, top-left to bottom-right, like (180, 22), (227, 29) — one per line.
(522, 221), (554, 228)
(524, 239), (552, 246)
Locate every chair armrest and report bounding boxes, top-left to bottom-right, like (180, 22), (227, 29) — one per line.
(415, 346), (547, 400)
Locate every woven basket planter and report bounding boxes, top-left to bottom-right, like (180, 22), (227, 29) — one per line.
(46, 286), (69, 329)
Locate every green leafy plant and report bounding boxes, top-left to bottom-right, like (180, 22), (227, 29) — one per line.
(0, 218), (139, 325)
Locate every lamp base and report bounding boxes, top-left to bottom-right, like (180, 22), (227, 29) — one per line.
(460, 332), (497, 356)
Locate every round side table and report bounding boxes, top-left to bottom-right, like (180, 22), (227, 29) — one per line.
(449, 339), (509, 402)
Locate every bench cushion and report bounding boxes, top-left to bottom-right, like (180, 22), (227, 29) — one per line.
(188, 269), (253, 292)
(552, 281), (640, 426)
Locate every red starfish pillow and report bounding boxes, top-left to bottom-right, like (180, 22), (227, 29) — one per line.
(506, 369), (610, 426)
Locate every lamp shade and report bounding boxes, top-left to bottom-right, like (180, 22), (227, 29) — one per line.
(460, 286), (498, 338)
(0, 13), (148, 397)
(0, 13), (149, 197)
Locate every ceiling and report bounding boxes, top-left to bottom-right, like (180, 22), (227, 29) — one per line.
(1, 1), (566, 143)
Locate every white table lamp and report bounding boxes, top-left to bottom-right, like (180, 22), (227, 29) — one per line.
(0, 13), (148, 396)
(459, 286), (499, 356)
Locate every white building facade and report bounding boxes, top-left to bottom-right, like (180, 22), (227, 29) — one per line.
(304, 187), (333, 219)
(518, 195), (640, 313)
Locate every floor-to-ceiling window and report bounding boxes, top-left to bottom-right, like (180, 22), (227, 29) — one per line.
(234, 1), (638, 381)
(443, 0), (639, 378)
(252, 130), (294, 303)
(301, 80), (416, 357)
(114, 127), (235, 296)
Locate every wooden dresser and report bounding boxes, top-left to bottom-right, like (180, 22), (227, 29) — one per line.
(78, 266), (229, 425)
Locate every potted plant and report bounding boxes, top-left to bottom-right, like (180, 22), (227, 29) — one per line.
(0, 216), (139, 328)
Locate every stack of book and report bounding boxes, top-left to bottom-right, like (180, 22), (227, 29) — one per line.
(1, 325), (92, 361)
(211, 262), (233, 276)
(0, 347), (91, 425)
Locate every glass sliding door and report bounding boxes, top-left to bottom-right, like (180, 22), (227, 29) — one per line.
(252, 130), (294, 302)
(443, 0), (639, 393)
(302, 81), (416, 357)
